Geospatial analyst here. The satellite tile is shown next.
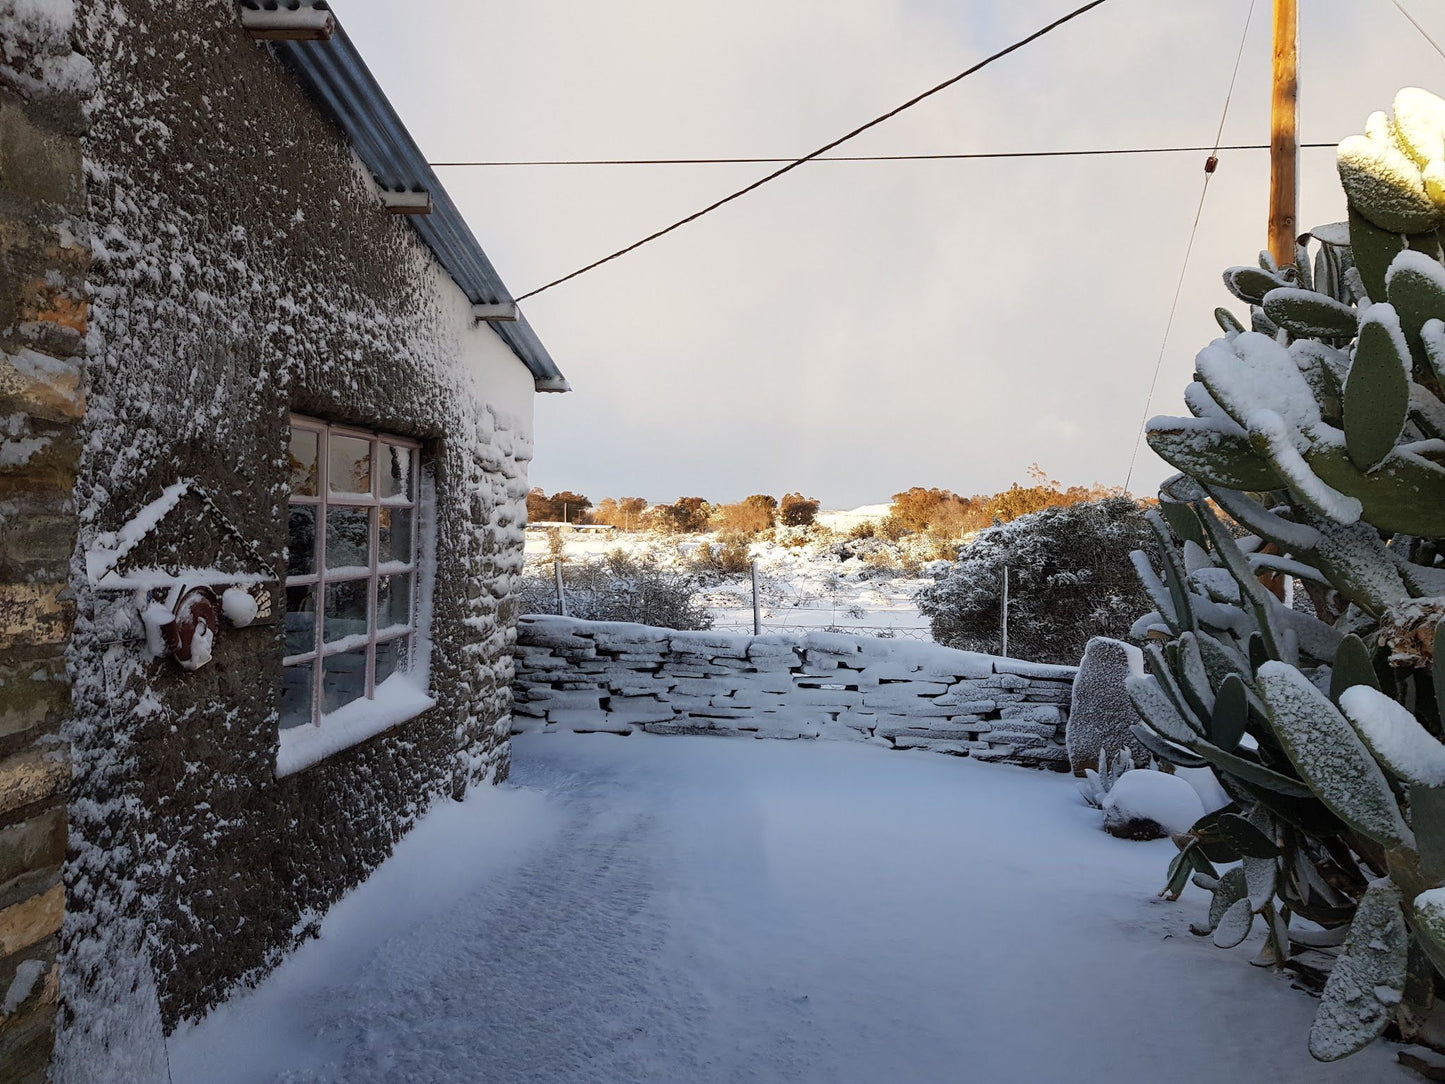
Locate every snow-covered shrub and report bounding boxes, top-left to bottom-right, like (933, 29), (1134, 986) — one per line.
(916, 497), (1154, 665)
(1067, 636), (1148, 775)
(691, 533), (752, 576)
(1100, 769), (1206, 841)
(770, 522), (834, 549)
(1130, 87), (1445, 1062)
(517, 552), (713, 630)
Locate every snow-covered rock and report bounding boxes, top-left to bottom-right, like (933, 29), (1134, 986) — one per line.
(1100, 769), (1206, 840)
(1066, 636), (1147, 775)
(1175, 766), (1232, 813)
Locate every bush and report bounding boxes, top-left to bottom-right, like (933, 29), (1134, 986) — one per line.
(712, 499), (773, 536)
(778, 493), (820, 527)
(889, 487), (968, 533)
(517, 551), (712, 630)
(689, 532), (752, 577)
(876, 516), (905, 542)
(715, 533), (752, 574)
(651, 496), (712, 534)
(916, 496), (1153, 665)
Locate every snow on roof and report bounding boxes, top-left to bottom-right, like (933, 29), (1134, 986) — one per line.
(240, 1), (568, 393)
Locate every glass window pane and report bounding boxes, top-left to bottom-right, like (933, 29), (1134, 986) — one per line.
(321, 650), (368, 715)
(379, 506), (412, 566)
(325, 506), (372, 572)
(375, 637), (410, 685)
(380, 444), (412, 501)
(328, 434), (373, 496)
(323, 579), (370, 645)
(377, 574), (412, 631)
(289, 427), (318, 496)
(287, 506), (317, 577)
(280, 663), (314, 729)
(284, 585), (317, 656)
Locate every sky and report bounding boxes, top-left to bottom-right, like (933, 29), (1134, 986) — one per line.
(335, 0), (1445, 509)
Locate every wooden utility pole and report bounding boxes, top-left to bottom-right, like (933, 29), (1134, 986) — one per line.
(1268, 0), (1299, 267)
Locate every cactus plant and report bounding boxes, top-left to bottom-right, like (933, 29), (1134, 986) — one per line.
(1077, 746), (1138, 809)
(1133, 86), (1445, 1062)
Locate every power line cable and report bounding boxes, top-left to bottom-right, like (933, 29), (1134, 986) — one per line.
(514, 0), (1115, 302)
(1391, 0), (1445, 62)
(1123, 0), (1258, 495)
(431, 143), (1334, 168)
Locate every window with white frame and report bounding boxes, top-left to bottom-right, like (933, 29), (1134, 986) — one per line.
(281, 416), (421, 731)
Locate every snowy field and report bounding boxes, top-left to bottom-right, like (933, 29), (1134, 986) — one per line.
(524, 510), (937, 639)
(169, 735), (1401, 1083)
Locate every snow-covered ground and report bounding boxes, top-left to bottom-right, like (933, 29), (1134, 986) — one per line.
(813, 503), (893, 534)
(524, 511), (937, 639)
(169, 735), (1402, 1083)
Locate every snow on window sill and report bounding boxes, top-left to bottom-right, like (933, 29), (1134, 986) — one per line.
(276, 675), (435, 779)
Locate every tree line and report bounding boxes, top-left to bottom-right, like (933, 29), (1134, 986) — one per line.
(526, 490), (821, 533)
(877, 465), (1122, 539)
(527, 465), (1121, 539)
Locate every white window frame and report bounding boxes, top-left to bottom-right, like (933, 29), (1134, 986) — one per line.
(283, 414), (422, 729)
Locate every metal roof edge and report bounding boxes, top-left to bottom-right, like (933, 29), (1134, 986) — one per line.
(243, 3), (567, 391)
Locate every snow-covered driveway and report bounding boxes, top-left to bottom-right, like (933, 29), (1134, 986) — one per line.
(170, 735), (1401, 1083)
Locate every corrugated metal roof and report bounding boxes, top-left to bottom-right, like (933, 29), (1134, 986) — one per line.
(240, 2), (568, 392)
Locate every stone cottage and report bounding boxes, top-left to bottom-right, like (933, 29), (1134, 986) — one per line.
(0, 2), (565, 1078)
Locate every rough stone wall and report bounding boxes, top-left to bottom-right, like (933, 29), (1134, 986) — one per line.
(0, 3), (93, 1079)
(47, 0), (535, 1071)
(513, 617), (1077, 768)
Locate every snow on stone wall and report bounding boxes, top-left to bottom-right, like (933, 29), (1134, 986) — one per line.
(513, 617), (1077, 769)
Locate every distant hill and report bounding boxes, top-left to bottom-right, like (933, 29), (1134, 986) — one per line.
(815, 504), (893, 532)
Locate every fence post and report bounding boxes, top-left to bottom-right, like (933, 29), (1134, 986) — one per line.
(1000, 564), (1009, 658)
(554, 557), (568, 617)
(751, 559), (762, 636)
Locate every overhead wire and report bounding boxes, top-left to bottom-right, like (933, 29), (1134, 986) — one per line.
(512, 0), (1115, 302)
(430, 144), (1334, 168)
(1391, 0), (1445, 62)
(1122, 0), (1259, 496)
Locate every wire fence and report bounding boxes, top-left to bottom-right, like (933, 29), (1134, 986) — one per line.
(530, 554), (947, 642)
(710, 621), (933, 641)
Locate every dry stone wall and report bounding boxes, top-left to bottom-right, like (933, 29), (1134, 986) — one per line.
(513, 617), (1077, 769)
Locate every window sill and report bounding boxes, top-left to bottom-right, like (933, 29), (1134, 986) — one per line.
(276, 675), (436, 779)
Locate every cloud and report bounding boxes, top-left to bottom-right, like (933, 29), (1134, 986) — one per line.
(336, 0), (1445, 507)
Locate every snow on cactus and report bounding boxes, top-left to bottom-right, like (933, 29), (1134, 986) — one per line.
(1125, 84), (1445, 1064)
(1339, 88), (1445, 233)
(1339, 684), (1445, 787)
(1310, 881), (1408, 1062)
(1256, 662), (1412, 849)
